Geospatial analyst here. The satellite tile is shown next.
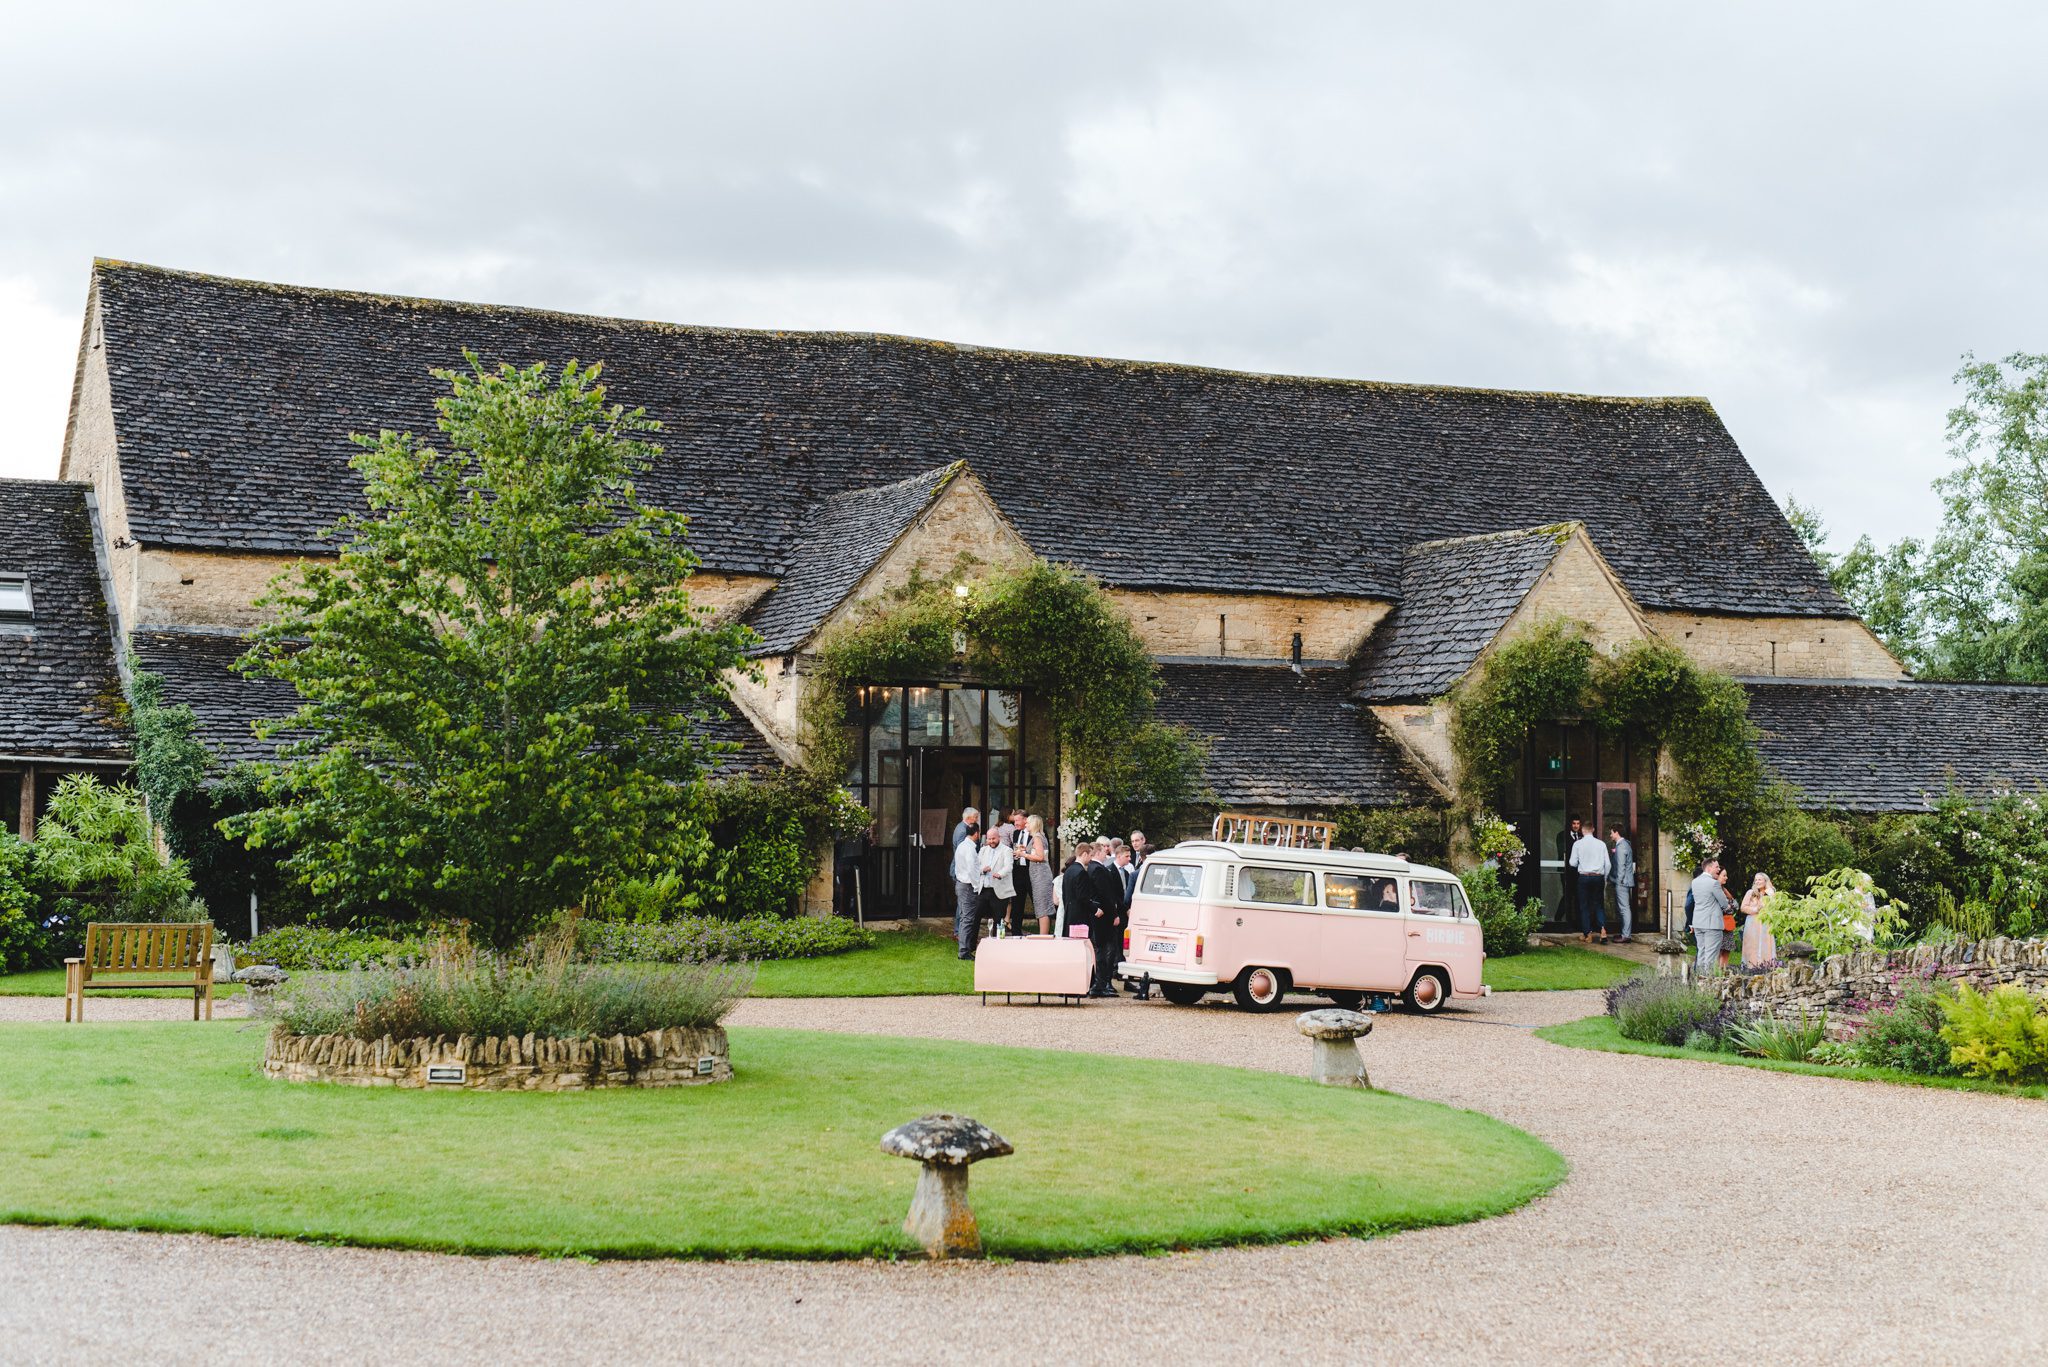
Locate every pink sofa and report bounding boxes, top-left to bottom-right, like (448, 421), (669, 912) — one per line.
(972, 935), (1095, 1001)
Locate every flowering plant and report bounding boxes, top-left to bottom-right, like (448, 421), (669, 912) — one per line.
(1759, 867), (1907, 959)
(1471, 812), (1525, 877)
(1673, 817), (1722, 872)
(1057, 790), (1105, 845)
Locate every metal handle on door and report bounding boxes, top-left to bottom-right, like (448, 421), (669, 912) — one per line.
(1407, 931), (1422, 937)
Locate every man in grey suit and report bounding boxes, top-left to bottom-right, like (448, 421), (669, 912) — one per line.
(1689, 857), (1734, 978)
(1609, 826), (1636, 943)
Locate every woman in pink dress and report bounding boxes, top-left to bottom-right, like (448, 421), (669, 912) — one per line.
(1741, 872), (1778, 967)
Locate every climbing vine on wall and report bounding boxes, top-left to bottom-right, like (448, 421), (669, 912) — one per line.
(801, 559), (1211, 827)
(1446, 618), (1766, 828)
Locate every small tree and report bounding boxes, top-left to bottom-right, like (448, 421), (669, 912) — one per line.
(229, 357), (756, 947)
(33, 776), (205, 957)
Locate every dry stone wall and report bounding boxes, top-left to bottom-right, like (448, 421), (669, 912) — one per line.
(264, 1023), (732, 1090)
(1715, 937), (2048, 1026)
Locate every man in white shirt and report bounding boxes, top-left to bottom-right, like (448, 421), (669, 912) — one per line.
(1569, 826), (1612, 942)
(975, 827), (1018, 936)
(952, 829), (986, 960)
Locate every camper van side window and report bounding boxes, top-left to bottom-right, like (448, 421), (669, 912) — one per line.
(1411, 881), (1459, 917)
(1238, 866), (1315, 907)
(1138, 863), (1203, 899)
(1325, 874), (1399, 912)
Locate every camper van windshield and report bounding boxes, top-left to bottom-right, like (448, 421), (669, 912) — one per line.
(1139, 863), (1202, 899)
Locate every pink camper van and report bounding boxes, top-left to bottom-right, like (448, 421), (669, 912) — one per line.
(1117, 841), (1490, 1013)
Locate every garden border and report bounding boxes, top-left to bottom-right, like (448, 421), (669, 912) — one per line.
(263, 1023), (732, 1090)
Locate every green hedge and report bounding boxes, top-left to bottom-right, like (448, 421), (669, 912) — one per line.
(576, 915), (875, 964)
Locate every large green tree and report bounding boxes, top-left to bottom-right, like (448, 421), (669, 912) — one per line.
(1789, 351), (2048, 682)
(230, 357), (756, 946)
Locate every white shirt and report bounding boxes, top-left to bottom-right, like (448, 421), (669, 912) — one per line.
(1569, 832), (1611, 877)
(952, 837), (984, 890)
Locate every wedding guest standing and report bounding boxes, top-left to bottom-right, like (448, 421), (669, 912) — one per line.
(1741, 872), (1778, 967)
(951, 827), (986, 960)
(1085, 841), (1129, 998)
(1058, 841), (1099, 942)
(1129, 830), (1152, 868)
(1689, 858), (1734, 978)
(1609, 825), (1636, 943)
(1021, 814), (1056, 935)
(1569, 822), (1611, 942)
(976, 827), (1017, 938)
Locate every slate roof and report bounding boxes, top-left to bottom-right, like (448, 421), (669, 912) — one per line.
(1746, 680), (2048, 812)
(742, 463), (960, 655)
(0, 479), (129, 761)
(1154, 662), (1440, 807)
(129, 626), (782, 778)
(1352, 526), (1569, 701)
(84, 260), (1848, 616)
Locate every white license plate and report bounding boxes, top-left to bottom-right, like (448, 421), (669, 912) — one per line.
(1146, 939), (1178, 954)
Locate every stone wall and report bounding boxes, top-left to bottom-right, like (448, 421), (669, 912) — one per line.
(1714, 937), (2048, 1027)
(1106, 588), (1389, 662)
(1644, 610), (1904, 680)
(264, 1023), (732, 1089)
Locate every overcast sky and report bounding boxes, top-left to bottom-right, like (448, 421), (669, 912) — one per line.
(3, 1), (2042, 550)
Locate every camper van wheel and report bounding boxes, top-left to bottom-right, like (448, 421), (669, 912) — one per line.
(1404, 968), (1450, 1014)
(1324, 990), (1364, 1011)
(1231, 965), (1291, 1012)
(1159, 982), (1208, 1007)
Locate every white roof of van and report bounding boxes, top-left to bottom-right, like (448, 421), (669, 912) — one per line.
(1162, 840), (1458, 883)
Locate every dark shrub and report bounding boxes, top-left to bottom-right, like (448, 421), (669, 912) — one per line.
(1607, 975), (1724, 1046)
(1851, 984), (1962, 1076)
(243, 924), (427, 970)
(576, 914), (874, 964)
(1460, 867), (1542, 959)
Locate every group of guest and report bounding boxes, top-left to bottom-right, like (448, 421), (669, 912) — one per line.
(1561, 819), (1638, 944)
(949, 806), (1152, 989)
(1686, 859), (1778, 977)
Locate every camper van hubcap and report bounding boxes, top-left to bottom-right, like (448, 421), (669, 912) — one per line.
(1407, 971), (1445, 1012)
(1233, 966), (1291, 1012)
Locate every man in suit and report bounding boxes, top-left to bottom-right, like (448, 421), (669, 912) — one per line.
(1609, 825), (1637, 943)
(1086, 840), (1129, 998)
(1059, 841), (1099, 944)
(1555, 817), (1582, 924)
(1112, 842), (1139, 904)
(1689, 857), (1734, 979)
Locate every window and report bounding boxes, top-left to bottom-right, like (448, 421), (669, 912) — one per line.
(1411, 881), (1462, 917)
(0, 574), (30, 621)
(1238, 865), (1315, 906)
(1325, 873), (1400, 911)
(1139, 863), (1203, 899)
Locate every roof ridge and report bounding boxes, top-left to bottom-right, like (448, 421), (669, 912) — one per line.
(91, 258), (1716, 409)
(1743, 676), (2048, 694)
(1406, 522), (1581, 556)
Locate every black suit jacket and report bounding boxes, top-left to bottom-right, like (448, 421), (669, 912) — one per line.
(1088, 861), (1128, 930)
(1059, 861), (1098, 928)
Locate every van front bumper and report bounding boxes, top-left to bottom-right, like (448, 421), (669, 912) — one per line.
(1118, 963), (1218, 986)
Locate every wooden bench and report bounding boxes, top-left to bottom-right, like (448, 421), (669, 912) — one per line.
(65, 922), (216, 1022)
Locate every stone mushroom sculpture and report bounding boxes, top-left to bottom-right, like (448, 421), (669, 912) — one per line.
(1295, 1008), (1374, 1088)
(879, 1112), (1014, 1258)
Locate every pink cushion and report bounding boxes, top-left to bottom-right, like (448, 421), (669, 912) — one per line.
(1068, 926), (1091, 938)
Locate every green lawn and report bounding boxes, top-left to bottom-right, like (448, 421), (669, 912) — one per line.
(1536, 1014), (2048, 1100)
(0, 1023), (1562, 1259)
(750, 926), (971, 997)
(0, 968), (243, 1000)
(1482, 944), (1637, 992)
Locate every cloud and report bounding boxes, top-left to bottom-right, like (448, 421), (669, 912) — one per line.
(0, 1), (2042, 548)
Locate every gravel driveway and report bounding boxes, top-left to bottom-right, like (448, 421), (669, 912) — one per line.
(4, 988), (2045, 1365)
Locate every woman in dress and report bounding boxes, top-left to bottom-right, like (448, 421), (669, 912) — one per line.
(1718, 865), (1738, 971)
(1022, 813), (1057, 936)
(1741, 872), (1778, 967)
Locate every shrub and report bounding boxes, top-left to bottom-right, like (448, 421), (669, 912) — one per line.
(576, 914), (874, 964)
(272, 938), (751, 1041)
(1459, 867), (1542, 959)
(0, 834), (45, 972)
(1606, 975), (1723, 1046)
(1758, 867), (1907, 959)
(1726, 1012), (1829, 1062)
(1939, 982), (2048, 1084)
(32, 776), (206, 960)
(243, 924), (427, 970)
(1850, 984), (1961, 1076)
(1808, 1040), (1859, 1067)
(1681, 1029), (1725, 1054)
